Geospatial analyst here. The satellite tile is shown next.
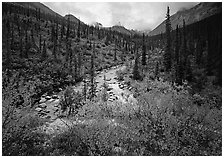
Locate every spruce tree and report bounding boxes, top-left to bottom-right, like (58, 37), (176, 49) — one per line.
(53, 38), (57, 60)
(142, 33), (147, 65)
(132, 44), (141, 80)
(19, 35), (23, 58)
(77, 19), (81, 38)
(155, 61), (159, 80)
(102, 74), (108, 102)
(182, 19), (187, 65)
(51, 24), (55, 42)
(89, 42), (96, 100)
(41, 40), (47, 60)
(175, 25), (179, 64)
(114, 39), (117, 61)
(78, 50), (83, 78)
(66, 16), (70, 40)
(6, 21), (12, 68)
(61, 23), (65, 39)
(24, 30), (29, 58)
(68, 40), (73, 75)
(39, 34), (42, 54)
(10, 26), (14, 51)
(182, 19), (188, 80)
(164, 6), (172, 72)
(174, 25), (182, 85)
(82, 77), (87, 101)
(38, 8), (40, 20)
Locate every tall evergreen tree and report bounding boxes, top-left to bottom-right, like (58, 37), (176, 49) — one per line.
(53, 38), (57, 60)
(175, 25), (179, 64)
(24, 30), (29, 58)
(182, 19), (187, 66)
(19, 35), (23, 58)
(82, 77), (87, 101)
(6, 20), (12, 68)
(132, 44), (141, 80)
(174, 25), (182, 85)
(51, 24), (55, 42)
(142, 33), (147, 65)
(66, 16), (70, 40)
(77, 50), (82, 78)
(102, 74), (108, 102)
(61, 23), (65, 39)
(38, 8), (40, 20)
(114, 39), (117, 61)
(77, 19), (81, 38)
(39, 34), (42, 54)
(41, 40), (47, 60)
(89, 42), (96, 100)
(182, 19), (188, 80)
(155, 61), (159, 80)
(164, 6), (172, 72)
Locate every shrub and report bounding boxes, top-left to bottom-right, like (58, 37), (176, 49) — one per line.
(2, 114), (48, 156)
(59, 86), (83, 116)
(50, 126), (88, 156)
(116, 69), (126, 81)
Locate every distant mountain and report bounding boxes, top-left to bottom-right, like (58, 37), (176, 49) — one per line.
(12, 2), (62, 17)
(109, 25), (133, 35)
(148, 2), (222, 36)
(91, 22), (103, 28)
(64, 14), (84, 24)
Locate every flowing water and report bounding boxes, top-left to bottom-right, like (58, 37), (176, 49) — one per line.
(36, 65), (137, 134)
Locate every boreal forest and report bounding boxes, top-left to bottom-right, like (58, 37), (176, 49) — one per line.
(2, 2), (222, 156)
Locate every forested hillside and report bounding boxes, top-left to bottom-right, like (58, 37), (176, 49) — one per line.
(148, 2), (221, 36)
(2, 2), (222, 156)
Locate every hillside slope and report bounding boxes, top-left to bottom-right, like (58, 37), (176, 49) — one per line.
(12, 2), (62, 17)
(148, 2), (222, 36)
(64, 14), (85, 24)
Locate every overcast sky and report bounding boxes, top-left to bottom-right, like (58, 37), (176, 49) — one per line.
(43, 2), (198, 31)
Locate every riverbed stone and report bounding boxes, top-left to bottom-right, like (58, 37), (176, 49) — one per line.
(39, 103), (47, 108)
(35, 107), (42, 112)
(45, 96), (51, 100)
(44, 116), (51, 119)
(107, 87), (113, 91)
(39, 98), (46, 103)
(52, 95), (59, 99)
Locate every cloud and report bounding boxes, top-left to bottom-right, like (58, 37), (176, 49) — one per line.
(43, 2), (198, 31)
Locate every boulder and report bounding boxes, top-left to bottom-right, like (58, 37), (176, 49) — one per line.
(45, 96), (51, 100)
(42, 93), (47, 97)
(44, 116), (51, 119)
(35, 107), (42, 112)
(39, 103), (47, 108)
(107, 87), (113, 91)
(119, 85), (124, 89)
(52, 95), (59, 99)
(39, 98), (46, 103)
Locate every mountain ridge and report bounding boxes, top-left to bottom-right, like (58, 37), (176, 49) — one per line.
(148, 2), (222, 36)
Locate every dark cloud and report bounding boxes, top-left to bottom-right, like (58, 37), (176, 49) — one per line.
(43, 2), (198, 31)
